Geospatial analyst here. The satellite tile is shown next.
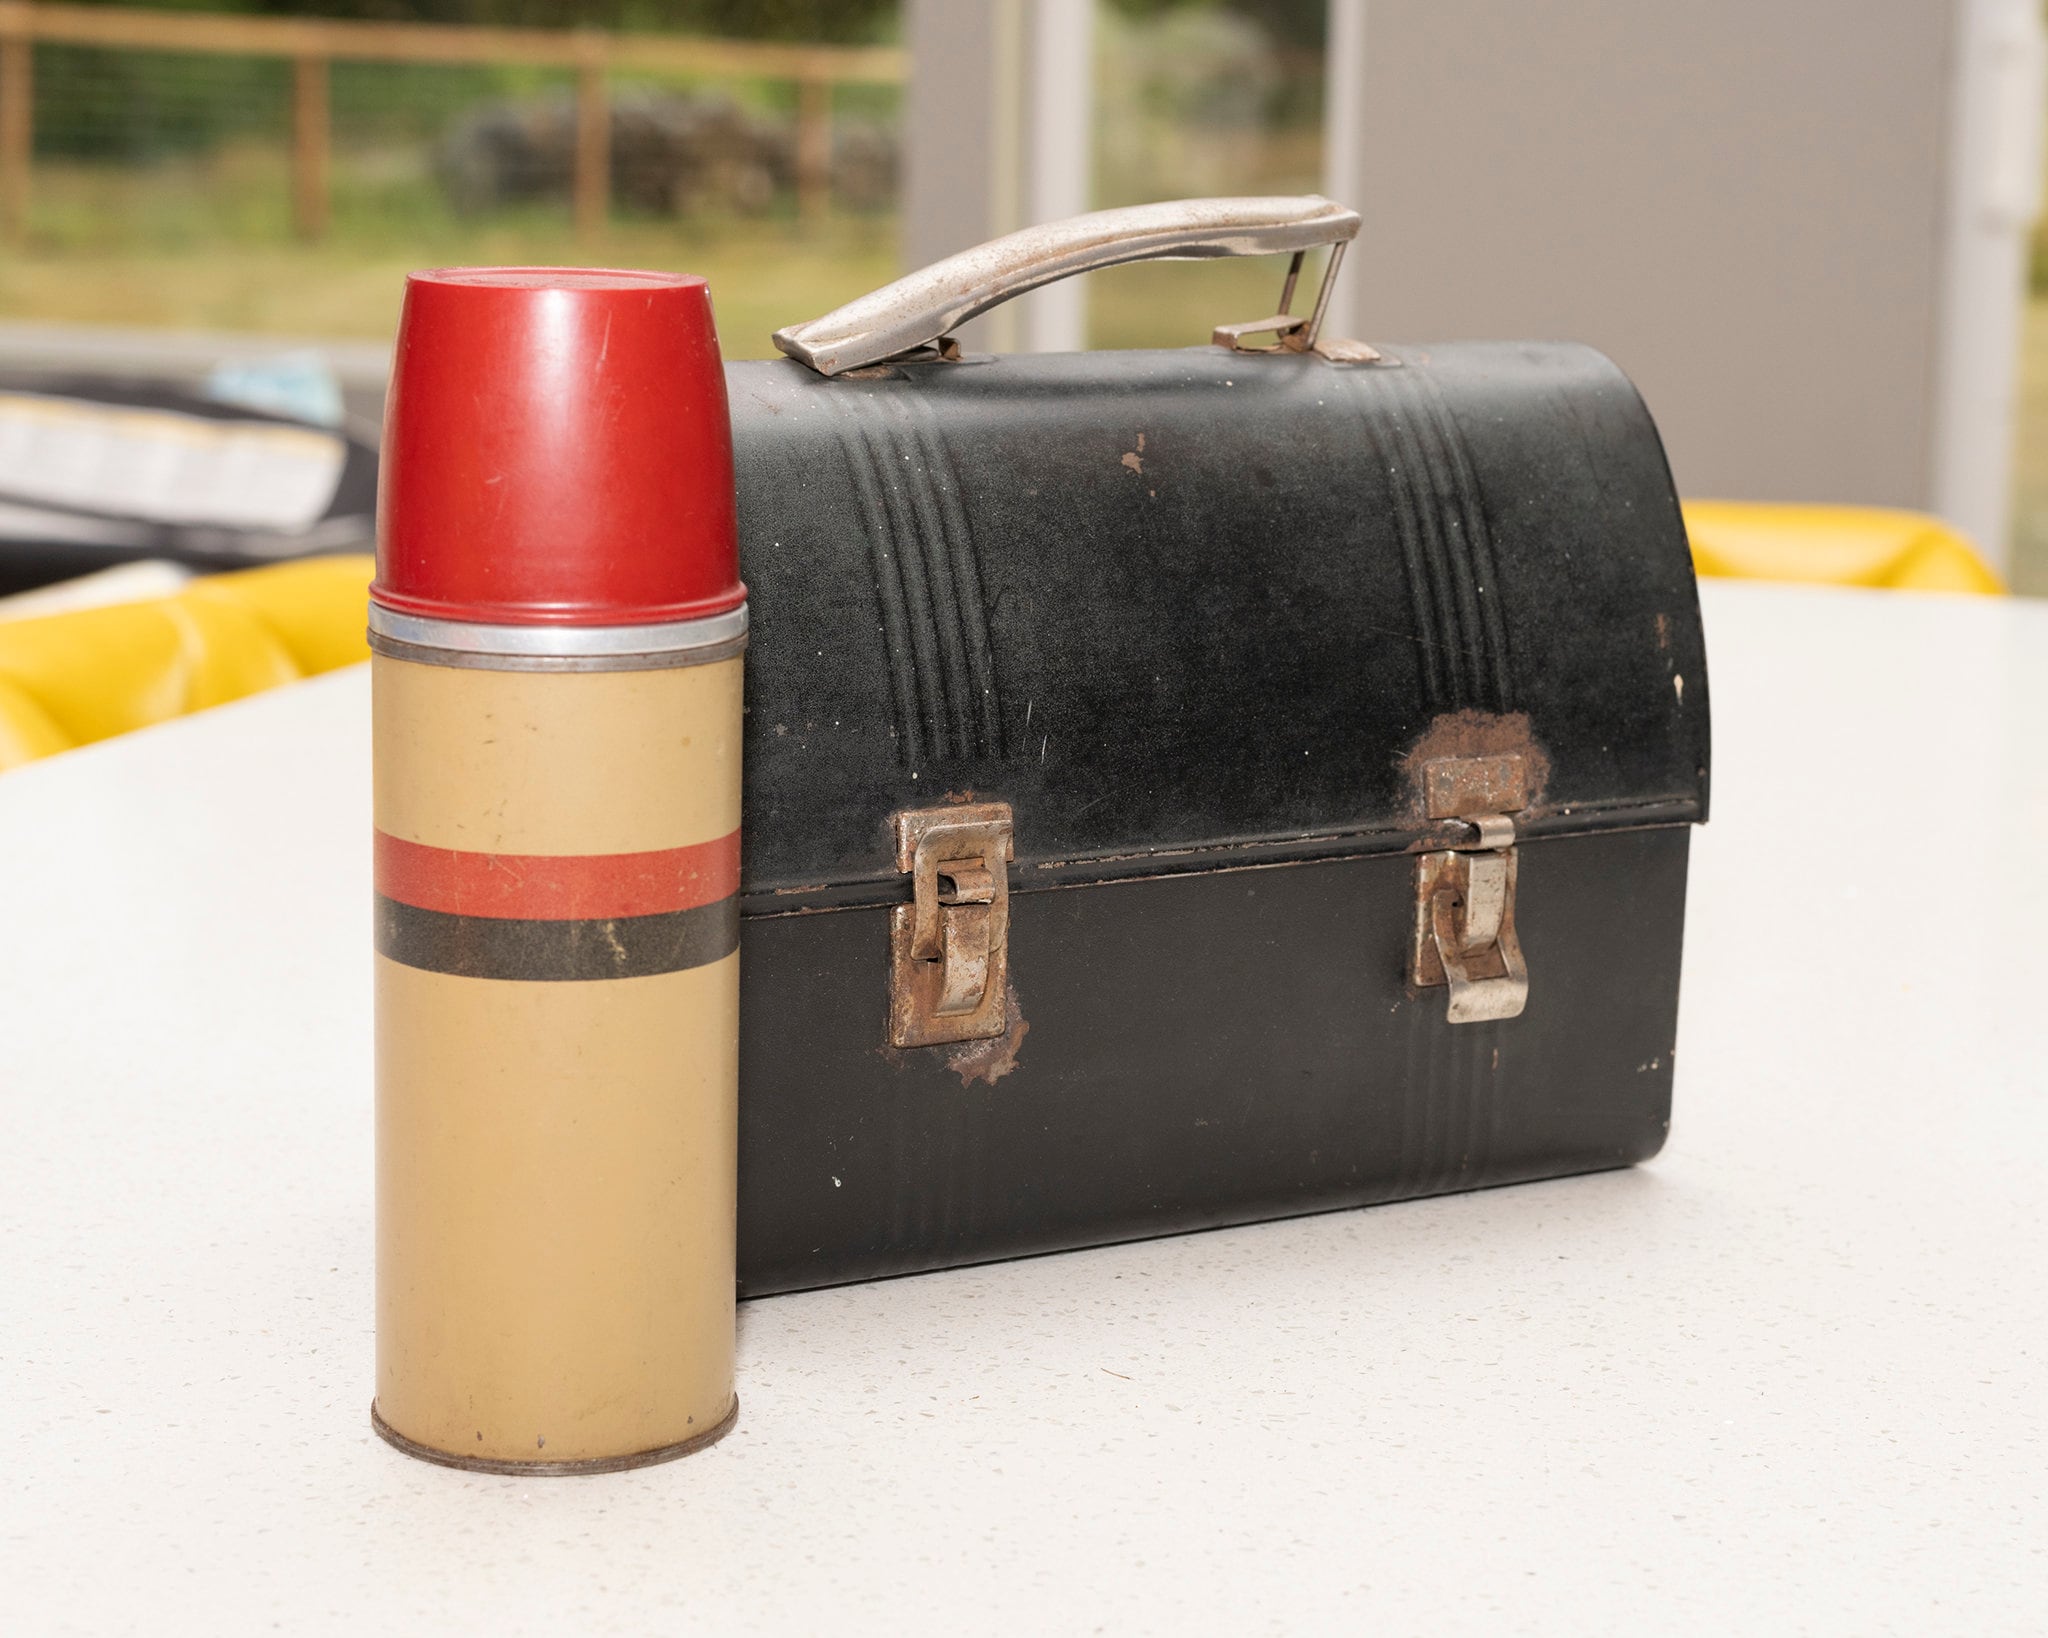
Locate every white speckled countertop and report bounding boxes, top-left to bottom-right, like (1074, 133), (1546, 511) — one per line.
(2, 580), (2043, 1635)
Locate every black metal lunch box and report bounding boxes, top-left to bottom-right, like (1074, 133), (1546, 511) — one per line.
(725, 197), (1710, 1296)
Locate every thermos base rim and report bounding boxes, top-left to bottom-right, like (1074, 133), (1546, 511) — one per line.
(370, 1396), (738, 1475)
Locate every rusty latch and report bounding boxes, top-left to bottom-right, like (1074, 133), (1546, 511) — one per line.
(889, 803), (1014, 1049)
(1411, 754), (1529, 1023)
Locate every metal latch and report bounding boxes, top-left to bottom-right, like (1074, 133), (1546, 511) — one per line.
(1411, 754), (1529, 1023)
(889, 803), (1014, 1048)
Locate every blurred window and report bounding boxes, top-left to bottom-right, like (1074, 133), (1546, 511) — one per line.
(2018, 93), (2048, 594)
(1087, 0), (1326, 350)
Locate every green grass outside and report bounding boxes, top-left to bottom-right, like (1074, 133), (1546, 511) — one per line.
(0, 155), (903, 354)
(0, 154), (1298, 357)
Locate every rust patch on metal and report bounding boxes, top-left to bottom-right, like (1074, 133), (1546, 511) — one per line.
(1421, 753), (1526, 820)
(1399, 710), (1551, 823)
(875, 981), (1027, 1083)
(945, 983), (1028, 1086)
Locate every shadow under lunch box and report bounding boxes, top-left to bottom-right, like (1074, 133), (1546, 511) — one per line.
(726, 197), (1710, 1295)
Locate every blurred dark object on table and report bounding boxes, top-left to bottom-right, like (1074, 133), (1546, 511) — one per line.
(0, 370), (377, 598)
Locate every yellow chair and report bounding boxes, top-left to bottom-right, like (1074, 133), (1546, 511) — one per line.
(0, 554), (372, 773)
(1684, 501), (2004, 595)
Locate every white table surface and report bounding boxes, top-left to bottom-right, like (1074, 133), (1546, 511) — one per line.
(2, 579), (2043, 1636)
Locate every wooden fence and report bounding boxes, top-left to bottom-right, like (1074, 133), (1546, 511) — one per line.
(0, 1), (907, 242)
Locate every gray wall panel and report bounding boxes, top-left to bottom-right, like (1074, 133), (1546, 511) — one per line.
(1341, 0), (1955, 507)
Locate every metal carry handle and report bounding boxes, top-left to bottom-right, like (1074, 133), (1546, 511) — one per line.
(771, 194), (1364, 377)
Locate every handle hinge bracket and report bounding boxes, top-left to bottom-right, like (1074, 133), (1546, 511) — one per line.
(1212, 243), (1380, 362)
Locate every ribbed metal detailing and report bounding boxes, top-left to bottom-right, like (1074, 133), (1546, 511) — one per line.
(1348, 365), (1515, 714)
(1392, 995), (1503, 1198)
(836, 393), (1005, 768)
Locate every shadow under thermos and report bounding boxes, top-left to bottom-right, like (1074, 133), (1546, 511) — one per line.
(368, 268), (746, 1473)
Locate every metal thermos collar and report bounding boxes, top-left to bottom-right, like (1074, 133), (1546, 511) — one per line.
(367, 601), (749, 672)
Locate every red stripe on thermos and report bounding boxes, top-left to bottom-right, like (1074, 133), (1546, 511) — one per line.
(375, 830), (741, 920)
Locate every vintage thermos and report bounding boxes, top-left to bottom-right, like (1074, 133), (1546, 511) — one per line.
(369, 269), (745, 1472)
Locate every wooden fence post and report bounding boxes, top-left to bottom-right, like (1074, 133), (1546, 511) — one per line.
(795, 72), (830, 223)
(0, 9), (910, 249)
(0, 8), (31, 245)
(573, 39), (607, 240)
(291, 54), (329, 242)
